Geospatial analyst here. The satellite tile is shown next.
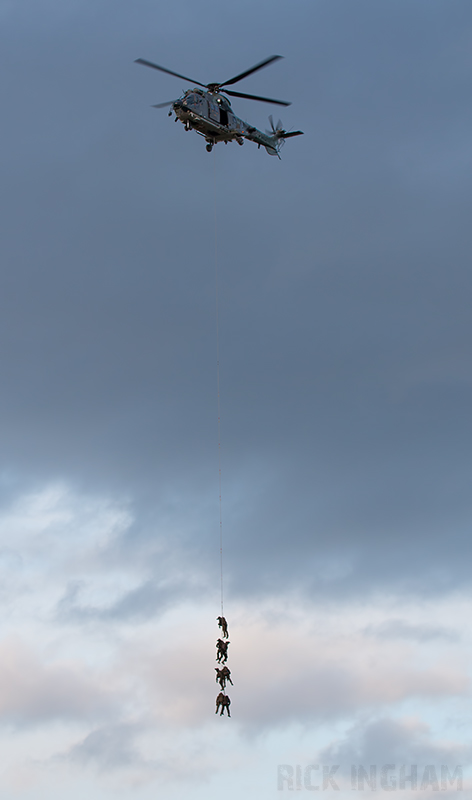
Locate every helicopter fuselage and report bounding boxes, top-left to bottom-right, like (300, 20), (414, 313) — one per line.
(173, 89), (279, 155)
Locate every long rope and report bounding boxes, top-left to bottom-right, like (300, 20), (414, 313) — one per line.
(213, 154), (224, 616)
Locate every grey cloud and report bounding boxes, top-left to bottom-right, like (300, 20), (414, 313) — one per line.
(318, 717), (472, 770)
(236, 661), (466, 732)
(0, 639), (114, 727)
(1, 0), (472, 607)
(61, 720), (225, 785)
(56, 578), (186, 623)
(2, 2), (472, 797)
(65, 723), (143, 771)
(362, 619), (460, 643)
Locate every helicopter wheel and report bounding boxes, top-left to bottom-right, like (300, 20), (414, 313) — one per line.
(206, 144), (213, 153)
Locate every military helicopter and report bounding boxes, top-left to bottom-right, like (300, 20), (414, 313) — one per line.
(135, 55), (303, 156)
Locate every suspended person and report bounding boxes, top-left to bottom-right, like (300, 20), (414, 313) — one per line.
(221, 665), (233, 685)
(215, 692), (231, 717)
(217, 616), (229, 639)
(216, 638), (229, 663)
(215, 667), (226, 690)
(215, 665), (233, 690)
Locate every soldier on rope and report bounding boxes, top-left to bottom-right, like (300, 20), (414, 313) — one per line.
(217, 616), (229, 638)
(215, 665), (233, 690)
(215, 692), (231, 717)
(216, 638), (230, 663)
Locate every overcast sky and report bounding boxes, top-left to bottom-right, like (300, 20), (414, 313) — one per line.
(1, 0), (472, 797)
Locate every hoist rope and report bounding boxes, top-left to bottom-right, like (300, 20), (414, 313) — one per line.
(213, 154), (224, 616)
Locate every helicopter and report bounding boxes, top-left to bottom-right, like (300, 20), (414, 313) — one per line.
(135, 55), (303, 156)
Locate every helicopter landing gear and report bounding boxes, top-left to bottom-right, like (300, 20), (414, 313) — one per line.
(206, 143), (213, 153)
(168, 110), (172, 117)
(237, 137), (244, 146)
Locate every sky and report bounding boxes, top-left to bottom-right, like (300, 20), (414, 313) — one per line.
(0, 0), (472, 797)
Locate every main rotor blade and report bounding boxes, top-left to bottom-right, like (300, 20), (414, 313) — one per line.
(281, 130), (304, 138)
(224, 89), (291, 106)
(135, 58), (206, 88)
(151, 100), (175, 108)
(220, 55), (283, 88)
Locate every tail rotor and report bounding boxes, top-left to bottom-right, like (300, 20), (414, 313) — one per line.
(266, 115), (284, 137)
(266, 114), (304, 153)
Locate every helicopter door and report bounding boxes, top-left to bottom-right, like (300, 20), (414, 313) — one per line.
(208, 101), (219, 122)
(219, 107), (228, 126)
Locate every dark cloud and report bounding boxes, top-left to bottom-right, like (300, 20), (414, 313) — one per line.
(1, 3), (472, 796)
(56, 578), (186, 623)
(65, 723), (143, 771)
(1, 0), (472, 606)
(319, 716), (472, 773)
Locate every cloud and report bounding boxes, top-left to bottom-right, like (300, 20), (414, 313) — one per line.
(301, 717), (472, 797)
(65, 722), (143, 771)
(1, 0), (472, 796)
(362, 618), (460, 643)
(0, 638), (114, 727)
(56, 578), (181, 623)
(232, 628), (467, 731)
(318, 716), (472, 777)
(112, 611), (467, 733)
